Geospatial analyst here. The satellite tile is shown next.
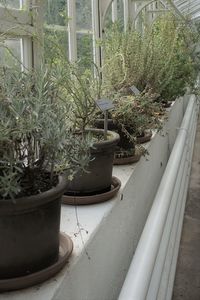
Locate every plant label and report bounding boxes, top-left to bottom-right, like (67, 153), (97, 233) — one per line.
(95, 98), (114, 111)
(130, 85), (141, 95)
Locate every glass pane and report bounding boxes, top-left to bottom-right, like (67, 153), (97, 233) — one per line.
(45, 0), (67, 26)
(117, 0), (124, 27)
(0, 0), (21, 9)
(0, 38), (21, 70)
(76, 0), (92, 30)
(44, 27), (68, 64)
(44, 0), (68, 64)
(104, 0), (124, 30)
(104, 3), (112, 29)
(76, 0), (92, 69)
(77, 33), (93, 69)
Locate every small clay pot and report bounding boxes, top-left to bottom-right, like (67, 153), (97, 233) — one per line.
(65, 129), (120, 195)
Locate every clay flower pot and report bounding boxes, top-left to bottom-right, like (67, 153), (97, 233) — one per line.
(0, 175), (67, 280)
(65, 129), (120, 195)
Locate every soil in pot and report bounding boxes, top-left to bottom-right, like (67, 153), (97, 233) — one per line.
(0, 175), (68, 280)
(64, 129), (119, 196)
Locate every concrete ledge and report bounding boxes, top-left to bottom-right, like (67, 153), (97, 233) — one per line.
(1, 98), (187, 300)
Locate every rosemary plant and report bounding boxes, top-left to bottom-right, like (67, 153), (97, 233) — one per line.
(60, 62), (102, 133)
(102, 13), (197, 102)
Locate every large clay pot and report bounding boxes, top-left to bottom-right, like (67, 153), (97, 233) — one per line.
(0, 175), (67, 279)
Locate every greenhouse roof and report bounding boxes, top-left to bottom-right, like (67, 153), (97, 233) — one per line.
(171, 0), (200, 20)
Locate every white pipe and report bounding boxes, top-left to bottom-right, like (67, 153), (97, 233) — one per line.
(163, 109), (198, 300)
(118, 95), (196, 300)
(147, 102), (196, 299)
(146, 143), (188, 299)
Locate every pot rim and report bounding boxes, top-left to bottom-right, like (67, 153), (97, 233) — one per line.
(86, 128), (120, 148)
(0, 174), (67, 213)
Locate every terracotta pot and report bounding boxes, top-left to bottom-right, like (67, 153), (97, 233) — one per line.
(65, 129), (119, 195)
(0, 175), (67, 279)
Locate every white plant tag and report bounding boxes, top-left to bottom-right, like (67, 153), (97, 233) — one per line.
(130, 85), (141, 95)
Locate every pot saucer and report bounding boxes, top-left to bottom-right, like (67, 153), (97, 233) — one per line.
(62, 176), (121, 205)
(0, 233), (73, 292)
(136, 130), (152, 144)
(114, 154), (141, 165)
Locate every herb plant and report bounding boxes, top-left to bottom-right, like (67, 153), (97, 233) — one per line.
(102, 14), (197, 102)
(60, 62), (102, 133)
(0, 66), (91, 200)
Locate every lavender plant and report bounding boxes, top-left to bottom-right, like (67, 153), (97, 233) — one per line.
(0, 66), (91, 200)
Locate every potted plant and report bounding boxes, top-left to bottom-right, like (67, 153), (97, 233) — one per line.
(60, 62), (120, 201)
(101, 14), (197, 108)
(0, 66), (90, 286)
(94, 89), (162, 164)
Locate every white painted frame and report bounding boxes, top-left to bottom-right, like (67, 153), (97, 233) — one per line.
(0, 0), (44, 70)
(67, 0), (77, 62)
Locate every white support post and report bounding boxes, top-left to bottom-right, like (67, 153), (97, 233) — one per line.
(21, 0), (33, 70)
(145, 4), (151, 27)
(112, 0), (118, 23)
(130, 0), (136, 29)
(123, 0), (129, 31)
(152, 1), (156, 21)
(91, 0), (101, 70)
(32, 0), (44, 69)
(135, 2), (143, 34)
(67, 0), (77, 62)
(20, 37), (33, 71)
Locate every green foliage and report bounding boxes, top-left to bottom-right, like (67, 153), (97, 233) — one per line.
(59, 62), (102, 132)
(102, 23), (142, 92)
(141, 14), (197, 101)
(102, 14), (198, 102)
(76, 0), (92, 30)
(77, 33), (93, 70)
(0, 66), (91, 200)
(44, 26), (68, 65)
(111, 90), (162, 140)
(44, 0), (67, 26)
(44, 28), (93, 70)
(0, 0), (19, 9)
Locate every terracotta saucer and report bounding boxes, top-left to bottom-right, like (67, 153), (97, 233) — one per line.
(114, 154), (141, 165)
(62, 176), (121, 205)
(136, 130), (152, 144)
